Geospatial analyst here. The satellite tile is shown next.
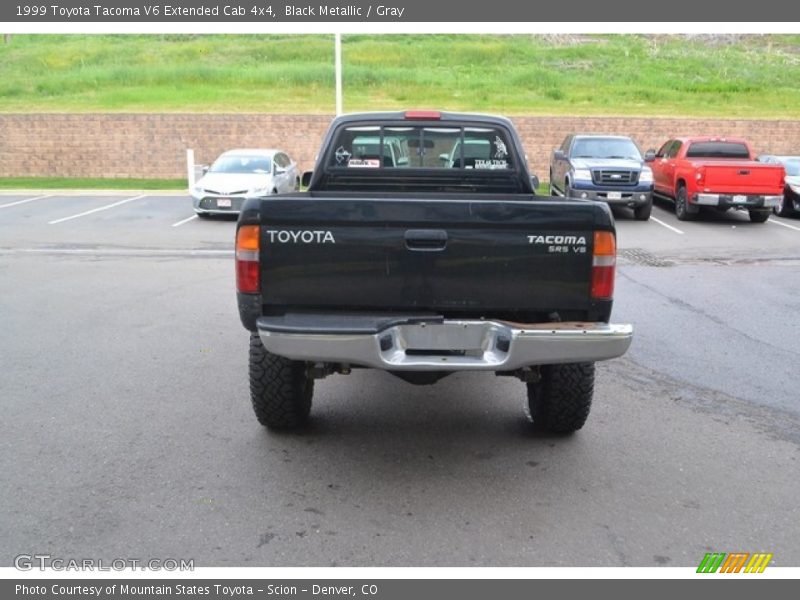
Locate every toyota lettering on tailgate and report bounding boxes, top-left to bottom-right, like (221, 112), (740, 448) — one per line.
(266, 230), (336, 244)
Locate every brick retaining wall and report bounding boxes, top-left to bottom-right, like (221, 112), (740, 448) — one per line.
(1, 113), (798, 180)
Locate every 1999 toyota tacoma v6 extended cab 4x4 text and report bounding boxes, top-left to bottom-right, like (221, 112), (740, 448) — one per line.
(236, 111), (633, 434)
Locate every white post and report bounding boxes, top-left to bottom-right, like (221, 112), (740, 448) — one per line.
(335, 33), (343, 116)
(186, 148), (195, 191)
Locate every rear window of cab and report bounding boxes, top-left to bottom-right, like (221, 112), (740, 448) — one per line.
(685, 142), (751, 159)
(328, 125), (515, 171)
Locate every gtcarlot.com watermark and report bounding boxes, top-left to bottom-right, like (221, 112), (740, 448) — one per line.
(14, 554), (194, 571)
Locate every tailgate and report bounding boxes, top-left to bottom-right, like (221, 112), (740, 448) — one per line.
(701, 161), (784, 194)
(255, 194), (611, 319)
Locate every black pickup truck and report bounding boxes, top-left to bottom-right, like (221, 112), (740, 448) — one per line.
(236, 111), (633, 434)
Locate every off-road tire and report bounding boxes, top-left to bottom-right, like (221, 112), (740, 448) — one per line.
(527, 363), (595, 433)
(633, 199), (652, 221)
(675, 185), (696, 221)
(748, 209), (770, 223)
(249, 333), (313, 430)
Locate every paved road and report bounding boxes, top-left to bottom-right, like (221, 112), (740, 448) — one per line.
(1, 193), (798, 567)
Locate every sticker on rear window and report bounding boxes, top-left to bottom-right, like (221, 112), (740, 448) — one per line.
(335, 146), (352, 164)
(474, 159), (509, 169)
(494, 136), (508, 159)
(348, 159), (380, 168)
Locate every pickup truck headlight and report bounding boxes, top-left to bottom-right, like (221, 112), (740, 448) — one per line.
(572, 169), (592, 182)
(639, 168), (653, 183)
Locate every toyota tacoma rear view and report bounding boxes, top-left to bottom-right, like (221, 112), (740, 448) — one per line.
(235, 111), (633, 434)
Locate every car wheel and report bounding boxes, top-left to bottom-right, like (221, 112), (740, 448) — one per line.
(526, 363), (594, 434)
(249, 333), (313, 430)
(748, 209), (770, 223)
(633, 198), (652, 221)
(773, 189), (793, 217)
(675, 185), (696, 221)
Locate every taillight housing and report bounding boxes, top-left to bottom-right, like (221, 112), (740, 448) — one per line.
(236, 225), (260, 294)
(695, 167), (705, 184)
(591, 231), (616, 300)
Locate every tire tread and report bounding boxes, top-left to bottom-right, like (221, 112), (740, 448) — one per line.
(249, 333), (312, 430)
(527, 363), (595, 433)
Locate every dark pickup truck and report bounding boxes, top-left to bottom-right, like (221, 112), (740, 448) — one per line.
(236, 111), (633, 434)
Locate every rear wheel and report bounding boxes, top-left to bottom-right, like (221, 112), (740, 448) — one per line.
(748, 209), (770, 223)
(249, 333), (313, 430)
(675, 185), (697, 221)
(527, 363), (595, 433)
(633, 198), (652, 221)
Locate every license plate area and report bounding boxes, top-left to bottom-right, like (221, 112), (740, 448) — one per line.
(607, 191), (622, 200)
(732, 195), (748, 204)
(217, 198), (232, 208)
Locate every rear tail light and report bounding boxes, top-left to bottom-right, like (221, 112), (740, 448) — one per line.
(236, 225), (260, 293)
(695, 167), (705, 183)
(404, 110), (441, 120)
(591, 231), (616, 300)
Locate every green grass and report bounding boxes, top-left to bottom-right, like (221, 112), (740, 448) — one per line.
(0, 177), (186, 189)
(1, 34), (799, 117)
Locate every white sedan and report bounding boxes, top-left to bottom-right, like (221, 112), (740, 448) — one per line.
(191, 149), (300, 216)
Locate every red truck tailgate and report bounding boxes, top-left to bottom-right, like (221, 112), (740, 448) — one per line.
(699, 161), (784, 194)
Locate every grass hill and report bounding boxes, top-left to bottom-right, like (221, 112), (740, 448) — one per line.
(1, 34), (798, 117)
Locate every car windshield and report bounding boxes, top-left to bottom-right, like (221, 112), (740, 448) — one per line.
(571, 138), (641, 160)
(685, 142), (750, 159)
(779, 159), (800, 176)
(210, 155), (272, 174)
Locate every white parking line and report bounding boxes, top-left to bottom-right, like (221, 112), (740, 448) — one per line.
(768, 218), (800, 232)
(0, 195), (51, 209)
(47, 195), (147, 225)
(171, 214), (198, 228)
(650, 216), (685, 235)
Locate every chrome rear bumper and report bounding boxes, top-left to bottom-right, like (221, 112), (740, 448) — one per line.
(257, 317), (633, 371)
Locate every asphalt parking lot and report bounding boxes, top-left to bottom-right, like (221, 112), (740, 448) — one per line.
(1, 192), (799, 567)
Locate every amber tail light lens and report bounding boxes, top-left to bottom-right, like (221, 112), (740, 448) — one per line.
(236, 225), (260, 294)
(591, 231), (616, 300)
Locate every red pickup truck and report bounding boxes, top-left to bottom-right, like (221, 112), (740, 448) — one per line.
(646, 137), (784, 222)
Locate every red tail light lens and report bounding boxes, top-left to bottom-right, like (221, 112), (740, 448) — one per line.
(591, 231), (616, 300)
(236, 225), (260, 293)
(695, 167), (705, 184)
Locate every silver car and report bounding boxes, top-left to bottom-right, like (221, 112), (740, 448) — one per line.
(758, 154), (800, 217)
(191, 149), (300, 216)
